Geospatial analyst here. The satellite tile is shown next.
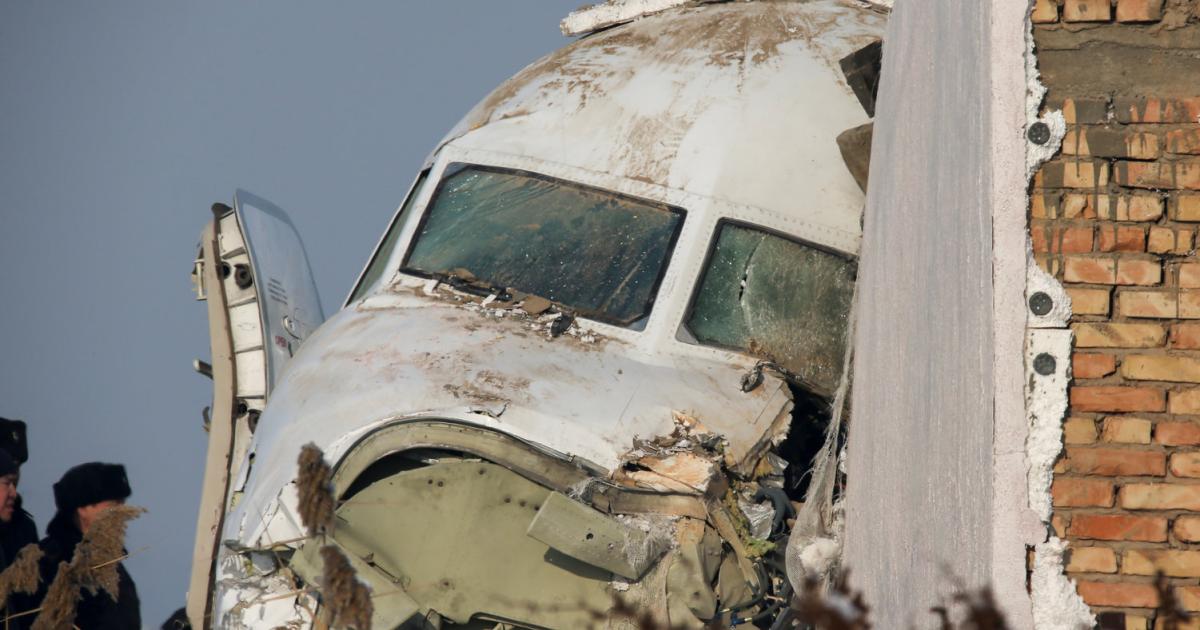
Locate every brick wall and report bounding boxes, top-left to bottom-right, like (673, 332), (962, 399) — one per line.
(1032, 0), (1200, 626)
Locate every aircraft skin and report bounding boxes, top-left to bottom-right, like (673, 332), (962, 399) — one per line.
(187, 2), (884, 627)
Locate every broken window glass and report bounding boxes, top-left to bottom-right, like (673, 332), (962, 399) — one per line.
(685, 223), (856, 395)
(404, 165), (684, 326)
(349, 170), (429, 303)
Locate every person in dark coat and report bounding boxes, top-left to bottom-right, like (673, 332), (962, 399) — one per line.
(0, 417), (38, 573)
(26, 463), (140, 629)
(0, 448), (38, 569)
(0, 447), (38, 630)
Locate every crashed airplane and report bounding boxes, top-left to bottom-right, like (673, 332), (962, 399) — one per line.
(186, 1), (886, 627)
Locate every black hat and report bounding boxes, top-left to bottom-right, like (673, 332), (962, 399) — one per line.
(0, 449), (15, 478)
(53, 463), (131, 513)
(0, 418), (27, 465)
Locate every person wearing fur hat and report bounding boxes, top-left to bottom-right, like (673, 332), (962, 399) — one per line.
(0, 417), (38, 574)
(0, 447), (38, 570)
(23, 462), (140, 629)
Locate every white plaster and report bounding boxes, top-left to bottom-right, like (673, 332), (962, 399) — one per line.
(1027, 255), (1073, 329)
(1024, 25), (1065, 179)
(1025, 328), (1072, 522)
(1031, 537), (1096, 630)
(1020, 4), (1093, 624)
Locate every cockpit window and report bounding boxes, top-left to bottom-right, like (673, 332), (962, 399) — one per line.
(403, 164), (685, 327)
(348, 170), (430, 304)
(684, 222), (856, 395)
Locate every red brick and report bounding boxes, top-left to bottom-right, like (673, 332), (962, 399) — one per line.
(1169, 129), (1200, 155)
(1115, 97), (1200, 124)
(1052, 477), (1113, 506)
(1123, 355), (1200, 383)
(1065, 417), (1099, 444)
(1171, 388), (1200, 414)
(1148, 226), (1194, 254)
(1062, 193), (1094, 219)
(1117, 259), (1162, 285)
(1172, 323), (1200, 348)
(1092, 193), (1164, 221)
(1121, 483), (1200, 510)
(1118, 291), (1177, 318)
(1116, 160), (1200, 190)
(1102, 416), (1152, 443)
(1181, 291), (1200, 319)
(1064, 256), (1117, 284)
(1063, 127), (1160, 159)
(1064, 0), (1113, 21)
(1117, 0), (1165, 21)
(1076, 581), (1159, 608)
(1031, 225), (1094, 254)
(1182, 265), (1200, 289)
(1178, 195), (1200, 222)
(1073, 353), (1117, 379)
(1068, 287), (1112, 316)
(1157, 421), (1200, 446)
(1069, 514), (1167, 541)
(1073, 323), (1166, 348)
(1066, 546), (1118, 573)
(1072, 386), (1166, 412)
(1123, 548), (1200, 576)
(1032, 0), (1059, 22)
(1174, 452), (1200, 477)
(1175, 586), (1200, 613)
(1097, 224), (1146, 252)
(1175, 515), (1200, 542)
(1063, 446), (1165, 476)
(1036, 159), (1110, 188)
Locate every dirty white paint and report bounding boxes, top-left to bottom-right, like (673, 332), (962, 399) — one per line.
(560, 0), (694, 36)
(202, 3), (886, 623)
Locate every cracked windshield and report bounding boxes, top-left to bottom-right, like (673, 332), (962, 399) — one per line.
(686, 223), (856, 395)
(404, 165), (684, 325)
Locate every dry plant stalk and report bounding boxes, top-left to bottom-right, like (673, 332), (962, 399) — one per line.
(298, 443), (336, 537)
(31, 561), (82, 630)
(0, 544), (43, 606)
(320, 546), (372, 630)
(31, 505), (145, 630)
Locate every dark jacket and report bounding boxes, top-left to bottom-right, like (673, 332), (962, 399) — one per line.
(0, 497), (38, 630)
(24, 512), (140, 630)
(0, 496), (39, 568)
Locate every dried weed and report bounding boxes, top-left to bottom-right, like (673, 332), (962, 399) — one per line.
(320, 546), (372, 630)
(0, 544), (43, 605)
(297, 444), (335, 537)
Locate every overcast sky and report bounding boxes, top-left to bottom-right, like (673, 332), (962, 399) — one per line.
(0, 3), (580, 626)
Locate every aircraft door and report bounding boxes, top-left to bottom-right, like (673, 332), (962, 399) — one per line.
(186, 191), (324, 627)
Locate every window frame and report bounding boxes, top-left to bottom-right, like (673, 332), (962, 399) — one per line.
(679, 218), (858, 389)
(344, 168), (431, 306)
(399, 162), (688, 329)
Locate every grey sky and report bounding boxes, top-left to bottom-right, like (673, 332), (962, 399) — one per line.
(0, 2), (579, 626)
